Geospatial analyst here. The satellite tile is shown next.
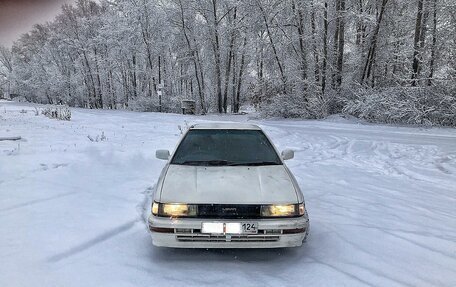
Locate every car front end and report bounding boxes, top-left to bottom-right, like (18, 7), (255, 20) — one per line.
(148, 202), (309, 248)
(149, 123), (310, 248)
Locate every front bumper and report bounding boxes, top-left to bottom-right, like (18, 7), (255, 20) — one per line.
(148, 215), (309, 248)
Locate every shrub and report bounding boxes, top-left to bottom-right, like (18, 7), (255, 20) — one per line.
(42, 105), (71, 121)
(128, 97), (160, 112)
(87, 131), (107, 142)
(343, 86), (456, 126)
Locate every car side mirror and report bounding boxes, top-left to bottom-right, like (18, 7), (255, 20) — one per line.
(281, 149), (294, 160)
(156, 150), (170, 160)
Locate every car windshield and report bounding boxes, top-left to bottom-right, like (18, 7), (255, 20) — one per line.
(171, 129), (282, 166)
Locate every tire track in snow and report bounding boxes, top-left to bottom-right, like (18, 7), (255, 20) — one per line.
(0, 163), (69, 188)
(0, 191), (78, 213)
(266, 120), (455, 186)
(47, 219), (139, 263)
(317, 220), (456, 248)
(315, 227), (434, 287)
(48, 185), (155, 263)
(307, 256), (377, 287)
(339, 260), (423, 287)
(382, 230), (456, 261)
(323, 222), (456, 279)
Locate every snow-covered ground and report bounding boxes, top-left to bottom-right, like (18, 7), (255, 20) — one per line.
(1, 101), (455, 287)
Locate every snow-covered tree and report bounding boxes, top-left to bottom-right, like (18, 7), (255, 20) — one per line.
(3, 0), (455, 125)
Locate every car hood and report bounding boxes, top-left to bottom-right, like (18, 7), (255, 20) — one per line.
(159, 164), (298, 204)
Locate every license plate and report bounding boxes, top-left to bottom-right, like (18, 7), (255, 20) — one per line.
(240, 222), (258, 234)
(201, 222), (258, 234)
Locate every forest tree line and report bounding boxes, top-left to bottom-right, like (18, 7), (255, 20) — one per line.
(0, 0), (455, 125)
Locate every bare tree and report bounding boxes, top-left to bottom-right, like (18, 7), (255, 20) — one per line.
(427, 0), (437, 85)
(333, 0), (346, 88)
(411, 0), (425, 86)
(4, 0), (454, 124)
(222, 6), (237, 113)
(361, 0), (389, 86)
(0, 46), (13, 98)
(322, 0), (329, 94)
(256, 0), (286, 91)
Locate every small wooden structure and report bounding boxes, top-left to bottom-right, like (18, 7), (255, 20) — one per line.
(181, 100), (196, 115)
(0, 136), (22, 141)
(0, 136), (23, 154)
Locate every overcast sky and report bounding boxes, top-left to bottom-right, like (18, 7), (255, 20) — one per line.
(0, 0), (76, 47)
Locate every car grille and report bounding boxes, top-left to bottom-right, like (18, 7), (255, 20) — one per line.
(176, 234), (280, 242)
(175, 229), (282, 242)
(196, 204), (261, 219)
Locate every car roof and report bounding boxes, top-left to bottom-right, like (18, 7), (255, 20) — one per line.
(190, 123), (262, 130)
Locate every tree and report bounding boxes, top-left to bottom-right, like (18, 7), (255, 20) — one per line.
(411, 0), (425, 86)
(3, 0), (454, 125)
(0, 46), (13, 98)
(427, 0), (437, 86)
(361, 0), (389, 86)
(333, 0), (346, 88)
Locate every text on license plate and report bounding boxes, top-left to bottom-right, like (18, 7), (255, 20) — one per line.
(201, 222), (258, 234)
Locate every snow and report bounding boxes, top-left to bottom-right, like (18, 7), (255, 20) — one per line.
(1, 101), (456, 286)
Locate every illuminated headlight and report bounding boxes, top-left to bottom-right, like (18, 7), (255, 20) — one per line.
(152, 202), (198, 217)
(151, 201), (159, 215)
(261, 203), (305, 217)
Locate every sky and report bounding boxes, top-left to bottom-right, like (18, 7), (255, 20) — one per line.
(0, 0), (76, 47)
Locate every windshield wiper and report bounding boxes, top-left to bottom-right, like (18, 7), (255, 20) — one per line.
(180, 160), (235, 166)
(227, 161), (281, 166)
(179, 160), (281, 166)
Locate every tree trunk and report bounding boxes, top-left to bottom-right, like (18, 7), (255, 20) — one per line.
(310, 0), (320, 84)
(411, 0), (425, 86)
(81, 50), (97, 108)
(292, 0), (307, 84)
(131, 54), (138, 100)
(356, 0), (367, 47)
(322, 1), (328, 94)
(335, 0), (345, 87)
(178, 0), (206, 112)
(211, 0), (223, 113)
(94, 47), (103, 108)
(332, 0), (340, 88)
(231, 50), (237, 113)
(223, 7), (237, 113)
(361, 0), (389, 85)
(427, 0), (437, 85)
(257, 0), (286, 91)
(140, 0), (154, 98)
(235, 37), (247, 113)
(417, 7), (430, 79)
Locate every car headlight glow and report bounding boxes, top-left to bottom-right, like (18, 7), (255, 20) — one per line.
(152, 201), (159, 215)
(152, 202), (305, 218)
(163, 203), (189, 217)
(261, 203), (305, 217)
(152, 202), (198, 217)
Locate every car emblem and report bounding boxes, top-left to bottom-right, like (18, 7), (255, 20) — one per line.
(222, 207), (237, 212)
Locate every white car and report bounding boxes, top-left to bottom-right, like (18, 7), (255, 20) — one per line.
(148, 123), (309, 248)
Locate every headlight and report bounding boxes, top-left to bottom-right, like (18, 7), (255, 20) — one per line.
(261, 203), (305, 217)
(152, 202), (198, 217)
(298, 203), (305, 216)
(151, 201), (159, 215)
